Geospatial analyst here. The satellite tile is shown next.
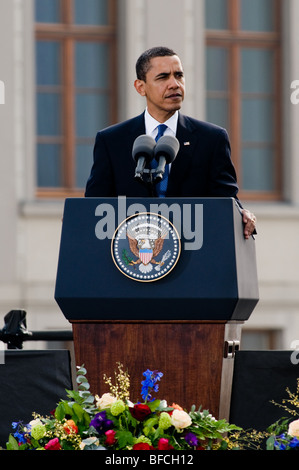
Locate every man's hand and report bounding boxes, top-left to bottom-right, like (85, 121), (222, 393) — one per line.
(242, 209), (257, 239)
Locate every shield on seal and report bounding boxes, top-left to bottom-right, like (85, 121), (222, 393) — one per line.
(139, 248), (153, 265)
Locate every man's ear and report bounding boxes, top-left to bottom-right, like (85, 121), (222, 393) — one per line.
(134, 79), (146, 97)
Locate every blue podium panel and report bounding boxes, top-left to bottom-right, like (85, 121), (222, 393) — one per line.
(54, 197), (258, 321)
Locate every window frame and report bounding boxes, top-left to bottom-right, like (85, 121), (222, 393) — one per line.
(206, 0), (282, 201)
(35, 0), (117, 198)
(241, 328), (282, 350)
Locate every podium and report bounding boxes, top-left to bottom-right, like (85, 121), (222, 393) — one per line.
(55, 197), (258, 419)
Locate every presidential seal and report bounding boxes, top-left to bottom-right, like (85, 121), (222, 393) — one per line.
(111, 212), (181, 282)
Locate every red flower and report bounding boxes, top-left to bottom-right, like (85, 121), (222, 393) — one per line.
(158, 438), (174, 450)
(44, 437), (61, 450)
(105, 429), (117, 446)
(133, 443), (153, 450)
(129, 404), (152, 421)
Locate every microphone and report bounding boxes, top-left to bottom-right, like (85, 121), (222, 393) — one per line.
(132, 135), (156, 180)
(154, 135), (180, 182)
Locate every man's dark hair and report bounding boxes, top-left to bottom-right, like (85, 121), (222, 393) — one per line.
(136, 46), (177, 81)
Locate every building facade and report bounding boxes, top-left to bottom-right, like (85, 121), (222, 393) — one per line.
(0, 0), (299, 351)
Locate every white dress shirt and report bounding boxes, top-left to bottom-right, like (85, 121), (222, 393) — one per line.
(144, 109), (178, 176)
(144, 108), (178, 140)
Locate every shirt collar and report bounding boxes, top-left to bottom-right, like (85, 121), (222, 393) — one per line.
(144, 108), (178, 137)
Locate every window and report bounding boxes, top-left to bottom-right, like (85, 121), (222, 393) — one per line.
(241, 329), (282, 350)
(35, 0), (117, 197)
(205, 0), (282, 200)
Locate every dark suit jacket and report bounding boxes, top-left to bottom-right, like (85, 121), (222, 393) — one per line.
(85, 112), (240, 200)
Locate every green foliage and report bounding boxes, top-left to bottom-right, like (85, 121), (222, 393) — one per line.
(7, 434), (21, 451)
(54, 365), (95, 430)
(122, 249), (133, 266)
(115, 430), (134, 448)
(188, 407), (241, 441)
(267, 417), (290, 436)
(266, 417), (293, 450)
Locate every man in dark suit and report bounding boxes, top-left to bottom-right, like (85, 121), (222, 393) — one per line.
(85, 46), (256, 239)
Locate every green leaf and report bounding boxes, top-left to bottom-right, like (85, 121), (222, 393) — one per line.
(218, 439), (228, 450)
(77, 374), (88, 383)
(77, 376), (90, 391)
(78, 382), (90, 391)
(55, 402), (67, 421)
(116, 430), (134, 449)
(76, 365), (87, 376)
(266, 417), (290, 435)
(66, 390), (81, 401)
(266, 435), (275, 450)
(72, 403), (85, 420)
(152, 426), (164, 442)
(6, 434), (20, 450)
(143, 416), (158, 430)
(148, 399), (160, 412)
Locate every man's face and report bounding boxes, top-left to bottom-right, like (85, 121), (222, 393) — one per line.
(134, 55), (185, 122)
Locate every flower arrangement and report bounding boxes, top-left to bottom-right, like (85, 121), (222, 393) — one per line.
(88, 365), (243, 451)
(5, 363), (299, 451)
(6, 363), (245, 451)
(265, 378), (299, 450)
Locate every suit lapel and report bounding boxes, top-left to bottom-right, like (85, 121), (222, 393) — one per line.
(123, 112), (146, 167)
(167, 113), (196, 195)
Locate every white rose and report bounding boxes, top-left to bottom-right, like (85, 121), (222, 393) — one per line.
(171, 409), (192, 429)
(29, 418), (42, 427)
(96, 392), (117, 409)
(288, 419), (299, 437)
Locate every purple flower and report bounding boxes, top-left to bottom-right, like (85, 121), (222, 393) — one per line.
(289, 437), (299, 448)
(274, 434), (287, 450)
(185, 432), (199, 447)
(12, 421), (28, 444)
(90, 411), (113, 435)
(141, 369), (163, 401)
(13, 431), (27, 444)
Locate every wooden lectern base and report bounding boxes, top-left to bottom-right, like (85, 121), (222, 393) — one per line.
(71, 320), (242, 420)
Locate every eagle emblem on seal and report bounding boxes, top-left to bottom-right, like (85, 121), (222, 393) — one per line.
(126, 222), (171, 274)
(111, 213), (180, 282)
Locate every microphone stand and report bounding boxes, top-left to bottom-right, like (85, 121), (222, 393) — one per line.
(135, 168), (158, 197)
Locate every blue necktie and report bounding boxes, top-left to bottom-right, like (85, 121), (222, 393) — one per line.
(152, 124), (168, 197)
